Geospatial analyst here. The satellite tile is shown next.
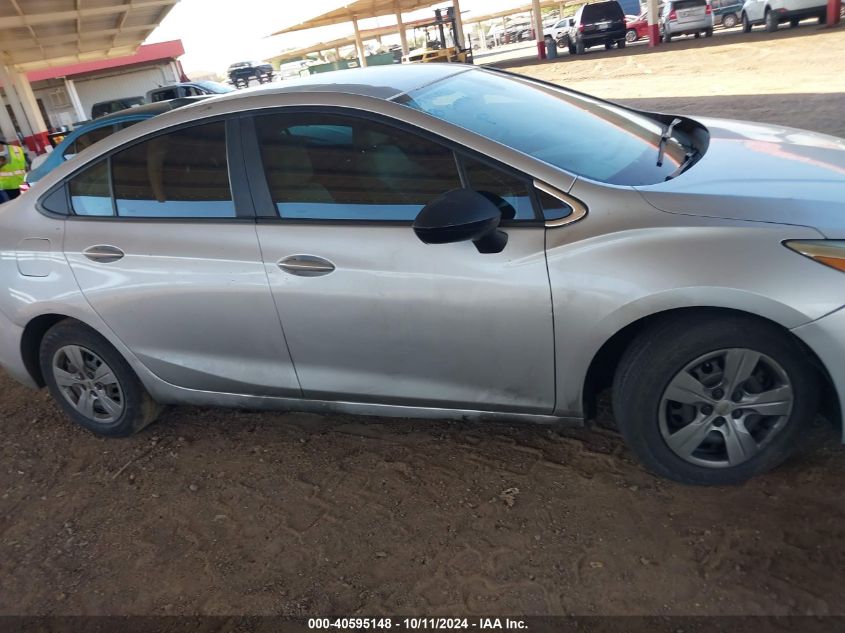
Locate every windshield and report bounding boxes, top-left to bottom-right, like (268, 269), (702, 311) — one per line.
(396, 69), (692, 185)
(195, 80), (235, 94)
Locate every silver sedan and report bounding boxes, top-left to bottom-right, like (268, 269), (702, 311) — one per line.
(1, 65), (844, 485)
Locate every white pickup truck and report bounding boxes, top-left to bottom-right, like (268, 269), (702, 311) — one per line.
(543, 18), (570, 43)
(740, 0), (829, 31)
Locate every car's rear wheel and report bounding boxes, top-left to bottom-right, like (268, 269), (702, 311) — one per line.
(742, 12), (752, 31)
(625, 28), (638, 42)
(568, 42), (576, 54)
(722, 12), (738, 27)
(617, 38), (626, 48)
(663, 29), (672, 42)
(40, 320), (161, 438)
(575, 38), (585, 54)
(705, 27), (714, 36)
(612, 313), (818, 485)
(605, 41), (613, 49)
(765, 9), (779, 31)
(790, 18), (800, 26)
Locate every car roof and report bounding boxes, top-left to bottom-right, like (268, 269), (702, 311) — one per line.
(211, 63), (471, 102)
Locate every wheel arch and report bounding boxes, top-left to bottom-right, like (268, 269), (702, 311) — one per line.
(581, 306), (841, 433)
(20, 313), (71, 387)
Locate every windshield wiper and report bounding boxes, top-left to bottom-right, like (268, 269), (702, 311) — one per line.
(664, 147), (701, 181)
(656, 117), (683, 167)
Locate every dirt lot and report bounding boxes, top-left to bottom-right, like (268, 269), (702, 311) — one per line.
(2, 25), (845, 618)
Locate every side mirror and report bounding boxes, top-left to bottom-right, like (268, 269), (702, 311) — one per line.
(413, 189), (507, 254)
(569, 18), (575, 26)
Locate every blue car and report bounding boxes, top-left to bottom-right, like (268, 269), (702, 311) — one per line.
(26, 97), (207, 186)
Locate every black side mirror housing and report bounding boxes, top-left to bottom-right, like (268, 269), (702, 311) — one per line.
(413, 189), (507, 254)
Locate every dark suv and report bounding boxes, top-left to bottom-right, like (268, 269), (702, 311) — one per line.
(562, 0), (627, 54)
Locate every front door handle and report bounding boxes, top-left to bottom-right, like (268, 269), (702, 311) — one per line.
(83, 245), (125, 263)
(278, 255), (335, 277)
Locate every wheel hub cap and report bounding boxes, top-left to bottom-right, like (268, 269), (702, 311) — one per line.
(658, 348), (793, 469)
(52, 345), (124, 424)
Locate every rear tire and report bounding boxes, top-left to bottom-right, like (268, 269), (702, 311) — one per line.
(617, 38), (626, 48)
(605, 42), (613, 49)
(790, 18), (800, 26)
(705, 27), (714, 36)
(663, 31), (672, 42)
(40, 320), (161, 438)
(576, 38), (585, 54)
(612, 313), (819, 485)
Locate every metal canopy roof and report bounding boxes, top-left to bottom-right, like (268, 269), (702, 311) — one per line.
(270, 0), (444, 36)
(0, 0), (180, 72)
(463, 0), (572, 25)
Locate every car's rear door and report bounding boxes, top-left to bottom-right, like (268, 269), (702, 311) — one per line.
(245, 109), (555, 414)
(60, 118), (300, 396)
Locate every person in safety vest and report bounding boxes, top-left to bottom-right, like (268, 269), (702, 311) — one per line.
(0, 140), (28, 203)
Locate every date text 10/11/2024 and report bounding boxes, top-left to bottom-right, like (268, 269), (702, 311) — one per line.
(307, 618), (528, 630)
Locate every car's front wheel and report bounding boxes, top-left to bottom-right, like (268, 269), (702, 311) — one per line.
(612, 313), (818, 485)
(625, 28), (638, 42)
(40, 320), (161, 437)
(741, 12), (752, 31)
(722, 12), (738, 27)
(765, 9), (779, 31)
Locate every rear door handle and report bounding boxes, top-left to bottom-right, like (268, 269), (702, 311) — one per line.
(83, 245), (125, 263)
(278, 255), (335, 277)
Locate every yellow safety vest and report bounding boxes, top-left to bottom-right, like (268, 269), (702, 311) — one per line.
(0, 144), (27, 190)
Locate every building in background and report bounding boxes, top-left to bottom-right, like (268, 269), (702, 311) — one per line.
(2, 40), (187, 136)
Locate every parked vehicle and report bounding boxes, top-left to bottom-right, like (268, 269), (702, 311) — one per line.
(227, 61), (275, 88)
(560, 1), (628, 54)
(711, 0), (744, 26)
(544, 18), (570, 46)
(146, 81), (233, 103)
(26, 98), (208, 186)
(3, 65), (845, 485)
(625, 11), (651, 41)
(740, 0), (828, 31)
(90, 96), (145, 119)
(661, 0), (715, 40)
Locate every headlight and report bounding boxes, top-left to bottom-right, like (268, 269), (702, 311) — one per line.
(785, 240), (845, 273)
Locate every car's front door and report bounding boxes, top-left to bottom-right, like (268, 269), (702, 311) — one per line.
(61, 119), (300, 396)
(246, 110), (555, 413)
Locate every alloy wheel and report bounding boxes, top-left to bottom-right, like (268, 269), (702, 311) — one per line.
(658, 348), (793, 468)
(52, 345), (125, 424)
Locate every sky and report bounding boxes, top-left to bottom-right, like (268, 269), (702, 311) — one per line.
(146, 0), (535, 74)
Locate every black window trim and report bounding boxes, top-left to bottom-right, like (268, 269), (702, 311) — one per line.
(41, 113), (256, 222)
(240, 105), (546, 228)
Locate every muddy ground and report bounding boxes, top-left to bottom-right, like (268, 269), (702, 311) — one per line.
(2, 25), (845, 617)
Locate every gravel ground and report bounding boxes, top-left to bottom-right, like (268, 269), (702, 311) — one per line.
(2, 24), (844, 618)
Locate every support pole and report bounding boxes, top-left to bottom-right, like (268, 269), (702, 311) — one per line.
(647, 0), (660, 47)
(352, 17), (368, 67)
(0, 91), (18, 144)
(826, 0), (841, 25)
(395, 2), (409, 56)
(65, 78), (87, 123)
(532, 0), (547, 59)
(453, 0), (466, 48)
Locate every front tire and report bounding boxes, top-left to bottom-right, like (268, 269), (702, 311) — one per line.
(742, 12), (752, 32)
(765, 9), (779, 32)
(722, 12), (738, 27)
(612, 313), (818, 485)
(617, 38), (626, 48)
(625, 28), (638, 42)
(40, 320), (161, 437)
